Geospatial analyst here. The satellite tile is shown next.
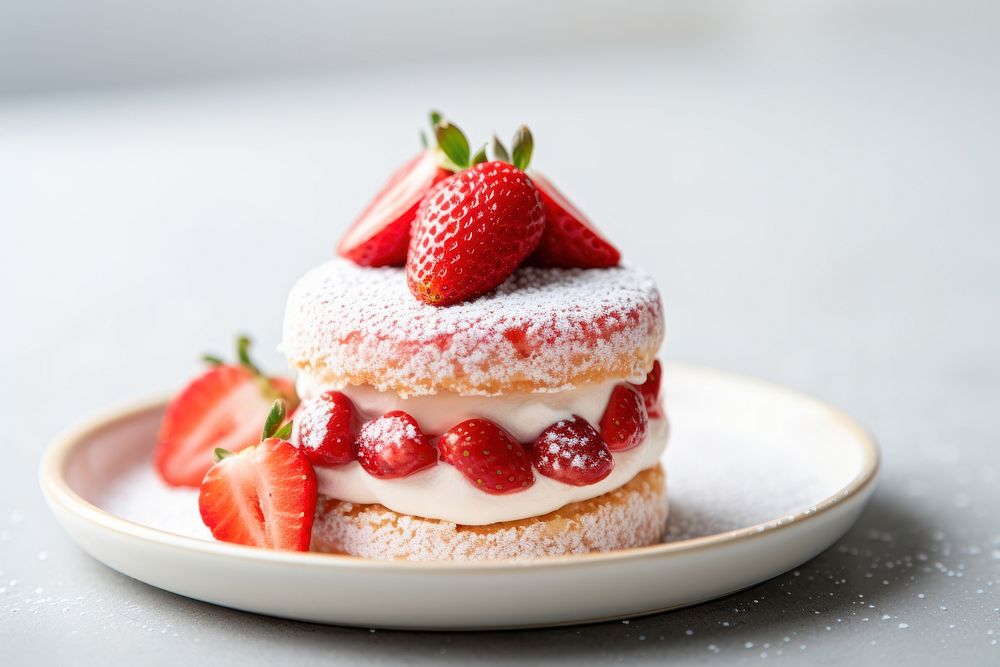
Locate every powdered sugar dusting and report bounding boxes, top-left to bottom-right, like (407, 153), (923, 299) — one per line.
(281, 260), (664, 396)
(540, 422), (601, 471)
(311, 466), (667, 560)
(359, 413), (418, 448)
(292, 398), (331, 453)
(534, 418), (614, 480)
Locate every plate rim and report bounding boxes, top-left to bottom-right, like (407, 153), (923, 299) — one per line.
(39, 363), (880, 572)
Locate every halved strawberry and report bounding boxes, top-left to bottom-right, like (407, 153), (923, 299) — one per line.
(438, 418), (534, 494)
(356, 411), (437, 478)
(631, 359), (663, 419)
(337, 150), (450, 267)
(531, 416), (614, 486)
(199, 402), (317, 551)
(526, 172), (620, 269)
(599, 384), (649, 451)
(292, 390), (359, 466)
(155, 337), (297, 487)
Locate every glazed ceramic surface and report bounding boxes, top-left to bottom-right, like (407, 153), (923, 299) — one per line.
(40, 364), (878, 630)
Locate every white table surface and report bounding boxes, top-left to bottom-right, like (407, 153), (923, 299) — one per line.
(1, 8), (998, 665)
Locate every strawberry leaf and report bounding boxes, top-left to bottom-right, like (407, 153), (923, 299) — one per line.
(429, 110), (443, 126)
(471, 144), (488, 165)
(492, 135), (510, 163)
(435, 122), (470, 169)
(419, 130), (428, 148)
(272, 420), (293, 441)
(234, 335), (287, 401)
(201, 354), (224, 366)
(261, 400), (287, 441)
(236, 335), (264, 377)
(511, 126), (533, 171)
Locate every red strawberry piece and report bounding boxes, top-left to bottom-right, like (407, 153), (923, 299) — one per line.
(526, 172), (620, 269)
(199, 437), (317, 551)
(531, 416), (614, 486)
(292, 391), (360, 466)
(155, 365), (296, 487)
(406, 161), (545, 306)
(631, 359), (663, 419)
(438, 418), (534, 494)
(599, 384), (649, 451)
(356, 411), (437, 478)
(337, 150), (450, 267)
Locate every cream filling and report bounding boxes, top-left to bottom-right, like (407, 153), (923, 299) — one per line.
(296, 373), (645, 442)
(296, 373), (667, 525)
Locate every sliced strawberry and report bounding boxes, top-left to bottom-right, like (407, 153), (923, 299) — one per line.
(155, 362), (296, 488)
(526, 172), (620, 269)
(292, 391), (359, 466)
(599, 384), (649, 451)
(438, 418), (534, 494)
(199, 437), (317, 551)
(531, 416), (614, 486)
(338, 151), (450, 267)
(631, 359), (663, 419)
(356, 410), (437, 478)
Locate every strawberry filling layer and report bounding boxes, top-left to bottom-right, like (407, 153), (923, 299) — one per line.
(296, 373), (643, 442)
(295, 373), (668, 525)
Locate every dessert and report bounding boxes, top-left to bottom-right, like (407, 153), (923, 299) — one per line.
(154, 113), (668, 560)
(282, 258), (667, 559)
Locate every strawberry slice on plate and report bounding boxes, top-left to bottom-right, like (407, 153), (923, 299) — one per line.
(356, 410), (437, 478)
(526, 171), (620, 269)
(337, 150), (450, 267)
(154, 336), (297, 487)
(531, 415), (614, 486)
(199, 401), (317, 551)
(438, 418), (534, 494)
(599, 384), (649, 451)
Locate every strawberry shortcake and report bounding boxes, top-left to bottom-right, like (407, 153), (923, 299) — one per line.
(154, 113), (668, 560)
(283, 259), (666, 559)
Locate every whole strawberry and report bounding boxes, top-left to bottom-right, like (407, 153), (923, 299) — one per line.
(531, 416), (614, 486)
(599, 384), (649, 451)
(292, 390), (360, 466)
(356, 410), (437, 478)
(631, 359), (663, 419)
(438, 418), (534, 494)
(407, 126), (544, 305)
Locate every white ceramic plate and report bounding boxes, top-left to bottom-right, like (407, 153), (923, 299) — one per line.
(40, 364), (878, 630)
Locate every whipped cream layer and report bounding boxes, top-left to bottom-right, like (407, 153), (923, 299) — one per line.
(297, 373), (668, 525)
(297, 372), (645, 442)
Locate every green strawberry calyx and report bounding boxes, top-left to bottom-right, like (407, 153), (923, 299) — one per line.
(421, 110), (534, 173)
(202, 335), (296, 406)
(211, 398), (293, 463)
